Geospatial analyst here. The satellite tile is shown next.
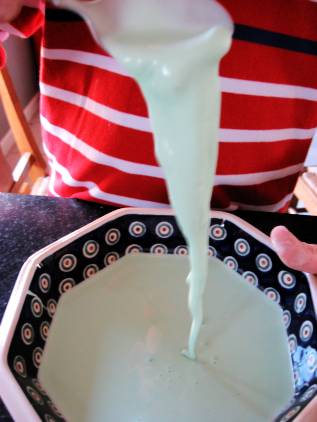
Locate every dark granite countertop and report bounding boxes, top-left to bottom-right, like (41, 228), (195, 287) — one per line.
(0, 194), (114, 420)
(1, 193), (317, 420)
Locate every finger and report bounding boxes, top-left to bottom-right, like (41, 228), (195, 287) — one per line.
(270, 225), (317, 274)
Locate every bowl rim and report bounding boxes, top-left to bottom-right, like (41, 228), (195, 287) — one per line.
(0, 206), (314, 421)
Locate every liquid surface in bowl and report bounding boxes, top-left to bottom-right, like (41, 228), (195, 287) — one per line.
(39, 254), (293, 422)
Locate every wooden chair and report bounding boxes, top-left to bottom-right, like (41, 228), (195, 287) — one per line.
(294, 170), (317, 216)
(0, 66), (48, 194)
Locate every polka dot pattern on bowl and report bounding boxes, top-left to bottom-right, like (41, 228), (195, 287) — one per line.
(6, 214), (317, 421)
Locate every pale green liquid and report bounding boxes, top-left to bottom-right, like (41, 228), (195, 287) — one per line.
(109, 30), (199, 48)
(105, 24), (232, 359)
(39, 255), (293, 422)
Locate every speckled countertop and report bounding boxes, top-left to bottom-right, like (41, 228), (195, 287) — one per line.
(1, 193), (316, 420)
(0, 194), (114, 420)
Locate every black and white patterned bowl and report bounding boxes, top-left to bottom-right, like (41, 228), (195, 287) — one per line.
(0, 208), (317, 422)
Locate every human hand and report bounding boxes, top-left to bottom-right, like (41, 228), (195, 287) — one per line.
(0, 0), (23, 22)
(270, 226), (317, 420)
(271, 225), (317, 274)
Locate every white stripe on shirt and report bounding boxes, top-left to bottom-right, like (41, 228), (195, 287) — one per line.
(221, 77), (317, 102)
(40, 114), (163, 178)
(0, 23), (26, 38)
(47, 163), (61, 197)
(40, 82), (316, 142)
(230, 193), (294, 212)
(213, 164), (303, 186)
(44, 143), (294, 211)
(42, 47), (317, 102)
(42, 47), (129, 76)
(220, 127), (316, 142)
(41, 114), (303, 186)
(40, 82), (152, 133)
(43, 143), (169, 208)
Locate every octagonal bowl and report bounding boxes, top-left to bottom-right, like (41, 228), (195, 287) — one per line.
(0, 208), (317, 421)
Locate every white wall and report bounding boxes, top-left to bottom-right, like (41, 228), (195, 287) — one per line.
(0, 36), (38, 139)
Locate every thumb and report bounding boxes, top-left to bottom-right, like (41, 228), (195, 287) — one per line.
(270, 226), (317, 274)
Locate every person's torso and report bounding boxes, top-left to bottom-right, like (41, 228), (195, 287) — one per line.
(40, 0), (317, 211)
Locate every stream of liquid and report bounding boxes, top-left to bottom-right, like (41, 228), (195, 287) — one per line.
(103, 9), (233, 360)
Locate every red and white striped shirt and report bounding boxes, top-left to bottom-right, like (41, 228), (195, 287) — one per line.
(2, 0), (317, 211)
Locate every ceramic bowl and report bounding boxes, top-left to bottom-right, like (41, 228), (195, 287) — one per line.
(0, 208), (316, 422)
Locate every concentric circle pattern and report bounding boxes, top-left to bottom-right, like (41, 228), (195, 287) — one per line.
(7, 216), (317, 421)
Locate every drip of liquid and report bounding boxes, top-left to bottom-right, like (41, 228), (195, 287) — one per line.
(54, 0), (233, 359)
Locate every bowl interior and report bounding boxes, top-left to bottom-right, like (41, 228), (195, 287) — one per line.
(4, 212), (317, 421)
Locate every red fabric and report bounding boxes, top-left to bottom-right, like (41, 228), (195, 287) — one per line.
(0, 2), (44, 67)
(42, 18), (106, 54)
(0, 44), (6, 68)
(42, 57), (148, 117)
(217, 140), (311, 174)
(220, 0), (317, 41)
(10, 5), (44, 37)
(41, 97), (156, 165)
(212, 173), (300, 207)
(4, 0), (317, 211)
(221, 40), (317, 90)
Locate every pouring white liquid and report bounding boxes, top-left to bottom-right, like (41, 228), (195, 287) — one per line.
(54, 0), (233, 359)
(107, 26), (232, 360)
